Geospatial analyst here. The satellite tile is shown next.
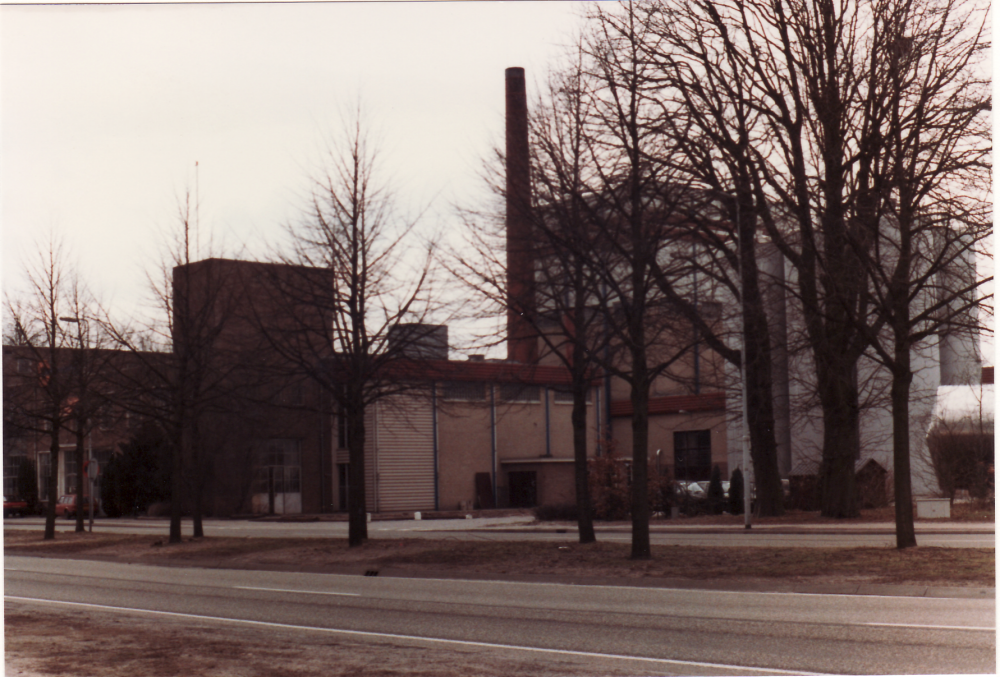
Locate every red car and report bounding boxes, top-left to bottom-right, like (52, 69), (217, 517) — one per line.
(54, 494), (98, 519)
(3, 496), (28, 518)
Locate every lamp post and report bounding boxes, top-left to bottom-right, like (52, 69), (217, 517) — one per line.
(59, 316), (95, 533)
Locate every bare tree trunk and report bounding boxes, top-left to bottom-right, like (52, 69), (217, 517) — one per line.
(74, 427), (86, 532)
(738, 201), (784, 516)
(571, 369), (595, 544)
(191, 418), (204, 538)
(346, 399), (368, 547)
(816, 359), (860, 518)
(44, 423), (60, 540)
(891, 351), (917, 549)
(629, 368), (651, 560)
(169, 421), (184, 544)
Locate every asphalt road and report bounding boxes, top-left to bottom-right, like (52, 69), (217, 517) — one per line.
(5, 555), (995, 675)
(4, 515), (995, 548)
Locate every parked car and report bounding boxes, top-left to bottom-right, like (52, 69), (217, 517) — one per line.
(54, 494), (99, 519)
(694, 481), (731, 498)
(3, 496), (28, 518)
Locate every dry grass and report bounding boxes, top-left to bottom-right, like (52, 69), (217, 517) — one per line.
(629, 503), (996, 525)
(5, 528), (993, 587)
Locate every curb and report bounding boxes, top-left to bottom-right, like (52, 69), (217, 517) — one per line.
(346, 567), (996, 599)
(461, 526), (996, 536)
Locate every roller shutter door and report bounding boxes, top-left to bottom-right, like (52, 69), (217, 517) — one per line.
(374, 396), (435, 512)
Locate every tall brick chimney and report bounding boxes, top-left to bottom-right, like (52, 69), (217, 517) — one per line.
(506, 67), (537, 363)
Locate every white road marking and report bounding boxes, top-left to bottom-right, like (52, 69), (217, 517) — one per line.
(5, 595), (823, 676)
(862, 622), (995, 632)
(235, 586), (360, 597)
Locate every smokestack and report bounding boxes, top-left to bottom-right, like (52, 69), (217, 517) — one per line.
(505, 66), (537, 363)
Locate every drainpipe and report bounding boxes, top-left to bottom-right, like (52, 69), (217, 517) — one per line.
(373, 400), (380, 513)
(490, 384), (497, 504)
(544, 386), (552, 457)
(432, 383), (439, 511)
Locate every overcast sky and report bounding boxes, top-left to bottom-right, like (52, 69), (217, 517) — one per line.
(2, 1), (586, 322)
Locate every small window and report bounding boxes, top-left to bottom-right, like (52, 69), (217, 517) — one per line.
(674, 430), (712, 482)
(552, 386), (592, 404)
(442, 381), (486, 401)
(252, 439), (302, 495)
(16, 358), (33, 374)
(336, 405), (347, 450)
(497, 383), (540, 403)
(64, 454), (78, 493)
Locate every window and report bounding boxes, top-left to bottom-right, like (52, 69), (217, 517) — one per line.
(497, 383), (540, 403)
(252, 439), (302, 494)
(442, 381), (486, 402)
(552, 386), (592, 404)
(64, 453), (78, 494)
(16, 358), (33, 375)
(3, 453), (25, 497)
(338, 464), (349, 511)
(336, 405), (347, 450)
(674, 430), (712, 481)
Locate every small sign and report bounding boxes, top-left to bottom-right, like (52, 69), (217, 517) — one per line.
(84, 460), (99, 478)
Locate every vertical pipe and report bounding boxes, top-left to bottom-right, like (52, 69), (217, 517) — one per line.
(544, 386), (551, 457)
(490, 385), (497, 505)
(432, 383), (439, 511)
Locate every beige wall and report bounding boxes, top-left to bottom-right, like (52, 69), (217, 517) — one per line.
(436, 399), (494, 510)
(435, 385), (601, 510)
(610, 410), (728, 478)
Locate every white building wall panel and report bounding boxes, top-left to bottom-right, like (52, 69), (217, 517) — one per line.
(373, 395), (436, 512)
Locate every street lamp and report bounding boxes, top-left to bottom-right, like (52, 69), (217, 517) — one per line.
(59, 316), (95, 533)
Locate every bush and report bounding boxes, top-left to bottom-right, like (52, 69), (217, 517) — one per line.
(101, 421), (171, 517)
(534, 504), (579, 521)
(15, 457), (39, 512)
(728, 468), (745, 515)
(589, 447), (631, 520)
(707, 465), (725, 515)
(588, 441), (676, 520)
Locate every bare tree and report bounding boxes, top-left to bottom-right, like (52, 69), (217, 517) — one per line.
(4, 236), (79, 540)
(634, 0), (793, 516)
(103, 191), (245, 543)
(252, 108), (440, 548)
(58, 278), (113, 533)
(845, 0), (991, 547)
(608, 0), (881, 519)
(607, 0), (990, 541)
(579, 4), (705, 559)
(450, 56), (608, 544)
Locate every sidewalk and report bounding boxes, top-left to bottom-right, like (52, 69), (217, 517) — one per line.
(256, 509), (995, 535)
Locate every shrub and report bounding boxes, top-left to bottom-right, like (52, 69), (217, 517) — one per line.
(728, 468), (745, 515)
(707, 464), (725, 514)
(533, 504), (579, 521)
(589, 446), (631, 520)
(101, 421), (171, 517)
(15, 457), (38, 512)
(588, 440), (677, 520)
